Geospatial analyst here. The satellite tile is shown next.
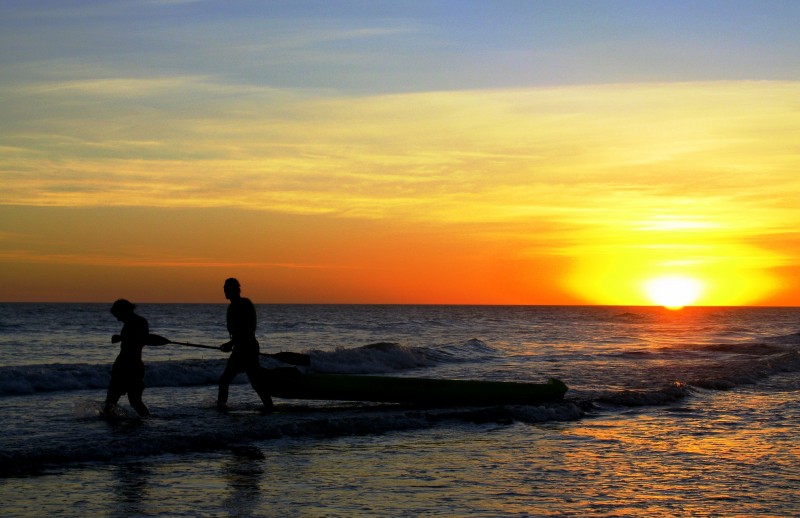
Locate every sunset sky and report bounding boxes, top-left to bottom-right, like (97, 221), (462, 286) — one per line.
(2, 1), (800, 305)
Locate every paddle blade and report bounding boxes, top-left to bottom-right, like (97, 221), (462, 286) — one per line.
(268, 351), (311, 366)
(146, 333), (171, 346)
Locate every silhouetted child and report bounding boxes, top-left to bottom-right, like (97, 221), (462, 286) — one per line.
(104, 299), (152, 417)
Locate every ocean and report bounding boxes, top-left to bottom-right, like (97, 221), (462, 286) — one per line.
(1, 303), (798, 516)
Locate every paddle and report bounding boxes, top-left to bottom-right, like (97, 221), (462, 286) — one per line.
(146, 333), (311, 366)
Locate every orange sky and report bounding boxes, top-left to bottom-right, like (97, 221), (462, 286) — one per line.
(2, 4), (800, 305)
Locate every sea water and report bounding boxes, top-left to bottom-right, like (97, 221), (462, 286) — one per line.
(0, 304), (798, 516)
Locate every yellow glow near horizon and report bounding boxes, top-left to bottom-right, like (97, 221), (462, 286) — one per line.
(567, 249), (783, 307)
(564, 211), (785, 307)
(644, 275), (703, 309)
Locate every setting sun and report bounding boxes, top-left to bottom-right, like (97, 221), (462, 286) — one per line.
(644, 275), (704, 310)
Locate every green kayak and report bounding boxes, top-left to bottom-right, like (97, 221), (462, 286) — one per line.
(265, 368), (567, 406)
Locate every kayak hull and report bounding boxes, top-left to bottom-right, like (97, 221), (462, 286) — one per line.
(264, 368), (567, 406)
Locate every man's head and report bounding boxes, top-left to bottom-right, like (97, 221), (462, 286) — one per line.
(110, 299), (135, 321)
(224, 278), (241, 300)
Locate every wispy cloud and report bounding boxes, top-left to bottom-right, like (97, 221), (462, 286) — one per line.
(3, 81), (799, 227)
(20, 75), (214, 97)
(0, 249), (352, 270)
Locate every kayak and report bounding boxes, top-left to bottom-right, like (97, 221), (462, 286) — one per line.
(264, 367), (568, 406)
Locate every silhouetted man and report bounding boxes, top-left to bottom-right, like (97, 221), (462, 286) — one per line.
(104, 299), (152, 417)
(217, 278), (273, 412)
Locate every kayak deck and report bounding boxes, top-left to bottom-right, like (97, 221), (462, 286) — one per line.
(265, 368), (567, 406)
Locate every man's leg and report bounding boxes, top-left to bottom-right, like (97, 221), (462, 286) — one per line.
(104, 387), (122, 415)
(217, 360), (239, 410)
(103, 372), (124, 415)
(246, 367), (273, 411)
(127, 382), (150, 417)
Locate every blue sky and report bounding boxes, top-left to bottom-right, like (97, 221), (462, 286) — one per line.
(3, 0), (799, 94)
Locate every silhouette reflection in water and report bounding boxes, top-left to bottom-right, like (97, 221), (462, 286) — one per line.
(222, 446), (265, 515)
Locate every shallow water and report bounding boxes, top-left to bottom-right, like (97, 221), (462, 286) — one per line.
(1, 304), (799, 516)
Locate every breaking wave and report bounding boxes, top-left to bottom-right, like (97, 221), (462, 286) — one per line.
(0, 359), (227, 396)
(0, 339), (494, 396)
